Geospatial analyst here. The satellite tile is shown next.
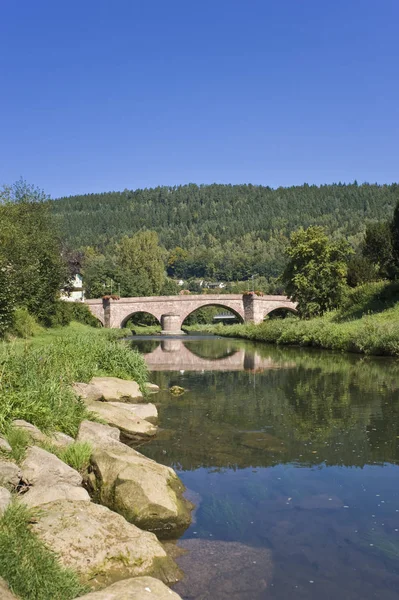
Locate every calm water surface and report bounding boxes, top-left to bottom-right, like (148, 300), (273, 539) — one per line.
(130, 335), (399, 600)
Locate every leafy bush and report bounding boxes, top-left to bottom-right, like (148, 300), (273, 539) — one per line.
(0, 503), (87, 600)
(11, 308), (43, 338)
(0, 264), (15, 338)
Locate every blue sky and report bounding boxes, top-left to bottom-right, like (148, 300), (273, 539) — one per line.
(1, 0), (398, 198)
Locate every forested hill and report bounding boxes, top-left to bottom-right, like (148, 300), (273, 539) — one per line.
(52, 183), (399, 280)
(53, 183), (398, 249)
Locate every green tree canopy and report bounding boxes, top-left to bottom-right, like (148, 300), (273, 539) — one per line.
(0, 180), (67, 329)
(282, 226), (353, 318)
(114, 231), (166, 296)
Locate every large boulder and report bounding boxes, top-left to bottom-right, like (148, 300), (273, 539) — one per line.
(77, 420), (121, 444)
(88, 402), (157, 442)
(73, 382), (104, 403)
(32, 500), (181, 590)
(21, 446), (82, 487)
(22, 483), (90, 508)
(77, 421), (192, 539)
(0, 577), (18, 600)
(76, 576), (182, 599)
(0, 459), (21, 489)
(107, 402), (158, 424)
(12, 420), (74, 449)
(20, 446), (90, 508)
(74, 377), (143, 403)
(0, 486), (12, 515)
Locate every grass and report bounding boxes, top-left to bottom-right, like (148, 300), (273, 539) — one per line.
(2, 426), (31, 462)
(190, 282), (399, 357)
(0, 322), (148, 437)
(57, 441), (92, 474)
(0, 502), (88, 600)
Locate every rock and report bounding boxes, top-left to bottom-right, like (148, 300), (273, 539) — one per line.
(52, 431), (75, 448)
(0, 459), (21, 489)
(107, 402), (158, 424)
(0, 486), (12, 515)
(89, 437), (192, 539)
(73, 382), (104, 403)
(75, 576), (182, 599)
(77, 420), (121, 445)
(238, 431), (286, 453)
(174, 539), (273, 599)
(0, 436), (12, 454)
(169, 386), (184, 396)
(12, 419), (48, 444)
(21, 483), (90, 508)
(12, 420), (74, 449)
(88, 402), (157, 441)
(146, 382), (160, 393)
(0, 577), (18, 600)
(21, 446), (82, 487)
(91, 377), (143, 402)
(32, 500), (181, 589)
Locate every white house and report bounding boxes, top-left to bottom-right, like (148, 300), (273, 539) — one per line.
(60, 273), (84, 302)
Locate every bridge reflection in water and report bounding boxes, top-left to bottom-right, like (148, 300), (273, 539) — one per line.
(139, 337), (291, 372)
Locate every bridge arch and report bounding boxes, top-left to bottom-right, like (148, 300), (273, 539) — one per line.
(264, 305), (298, 320)
(180, 303), (245, 328)
(120, 311), (161, 329)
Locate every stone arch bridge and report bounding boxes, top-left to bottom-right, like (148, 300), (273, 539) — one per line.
(86, 294), (297, 334)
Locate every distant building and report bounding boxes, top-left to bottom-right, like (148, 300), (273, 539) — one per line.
(60, 273), (84, 302)
(201, 281), (226, 289)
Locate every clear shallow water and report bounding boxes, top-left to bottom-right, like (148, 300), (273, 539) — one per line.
(130, 336), (399, 600)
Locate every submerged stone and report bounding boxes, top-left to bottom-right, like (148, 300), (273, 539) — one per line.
(174, 539), (273, 600)
(169, 386), (185, 396)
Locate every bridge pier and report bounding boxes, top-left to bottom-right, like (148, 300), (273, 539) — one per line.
(160, 314), (185, 336)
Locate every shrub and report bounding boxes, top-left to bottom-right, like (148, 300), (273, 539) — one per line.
(11, 308), (42, 338)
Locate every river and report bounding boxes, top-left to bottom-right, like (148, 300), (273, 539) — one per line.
(130, 334), (399, 600)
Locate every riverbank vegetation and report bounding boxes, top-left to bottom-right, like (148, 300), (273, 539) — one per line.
(0, 503), (88, 600)
(0, 323), (148, 436)
(189, 281), (399, 356)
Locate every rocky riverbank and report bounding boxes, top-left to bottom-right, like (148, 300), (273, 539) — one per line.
(0, 376), (193, 600)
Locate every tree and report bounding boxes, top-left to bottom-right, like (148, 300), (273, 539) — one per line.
(391, 201), (399, 275)
(362, 221), (394, 279)
(0, 263), (15, 336)
(0, 180), (67, 328)
(347, 254), (376, 288)
(115, 231), (166, 296)
(282, 226), (353, 318)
